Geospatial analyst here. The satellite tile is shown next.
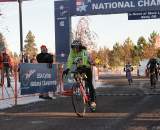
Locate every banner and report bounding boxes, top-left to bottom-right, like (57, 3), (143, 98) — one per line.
(0, 0), (17, 2)
(70, 0), (160, 16)
(54, 0), (71, 63)
(128, 10), (160, 20)
(20, 63), (57, 95)
(0, 0), (30, 1)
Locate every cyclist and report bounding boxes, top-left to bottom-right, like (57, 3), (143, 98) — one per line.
(124, 62), (133, 84)
(146, 57), (159, 80)
(63, 40), (96, 109)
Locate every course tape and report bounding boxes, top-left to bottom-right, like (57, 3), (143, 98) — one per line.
(96, 92), (160, 96)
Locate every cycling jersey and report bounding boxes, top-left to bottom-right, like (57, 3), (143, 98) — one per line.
(66, 49), (91, 70)
(147, 58), (158, 70)
(125, 64), (133, 72)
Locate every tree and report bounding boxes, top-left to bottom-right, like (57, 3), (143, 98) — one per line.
(148, 31), (158, 45)
(122, 37), (134, 64)
(24, 31), (38, 59)
(0, 32), (6, 52)
(97, 47), (110, 66)
(73, 17), (97, 52)
(130, 36), (148, 64)
(112, 42), (124, 67)
(142, 31), (159, 58)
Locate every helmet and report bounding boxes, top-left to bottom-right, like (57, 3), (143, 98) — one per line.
(71, 40), (82, 48)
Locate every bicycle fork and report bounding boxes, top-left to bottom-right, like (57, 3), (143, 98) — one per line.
(79, 84), (89, 104)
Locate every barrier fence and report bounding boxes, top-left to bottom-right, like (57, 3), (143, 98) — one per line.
(0, 63), (98, 108)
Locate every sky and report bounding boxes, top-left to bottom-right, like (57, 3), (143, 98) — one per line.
(0, 0), (160, 54)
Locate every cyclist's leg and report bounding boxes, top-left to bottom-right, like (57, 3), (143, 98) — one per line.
(155, 68), (158, 80)
(126, 71), (132, 84)
(150, 69), (154, 86)
(5, 67), (11, 87)
(85, 68), (96, 102)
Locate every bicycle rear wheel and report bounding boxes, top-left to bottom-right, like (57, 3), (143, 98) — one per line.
(72, 83), (87, 117)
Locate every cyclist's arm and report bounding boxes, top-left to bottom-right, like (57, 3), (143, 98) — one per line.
(66, 50), (74, 70)
(81, 50), (90, 67)
(146, 60), (150, 69)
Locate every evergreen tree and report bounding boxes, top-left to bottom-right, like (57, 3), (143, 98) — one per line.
(135, 36), (147, 60)
(148, 31), (158, 45)
(122, 37), (134, 64)
(0, 32), (6, 52)
(24, 31), (38, 59)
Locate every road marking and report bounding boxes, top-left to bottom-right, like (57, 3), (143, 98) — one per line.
(0, 112), (129, 118)
(97, 93), (138, 96)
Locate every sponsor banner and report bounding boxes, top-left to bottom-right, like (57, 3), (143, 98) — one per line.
(128, 10), (160, 20)
(0, 0), (30, 2)
(70, 0), (160, 16)
(0, 0), (17, 2)
(54, 0), (71, 63)
(20, 63), (57, 95)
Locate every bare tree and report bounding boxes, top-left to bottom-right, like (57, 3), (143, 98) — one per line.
(73, 17), (97, 52)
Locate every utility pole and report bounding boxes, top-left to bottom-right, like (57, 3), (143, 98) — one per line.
(18, 0), (24, 62)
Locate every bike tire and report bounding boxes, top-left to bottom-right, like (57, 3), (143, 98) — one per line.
(72, 83), (87, 117)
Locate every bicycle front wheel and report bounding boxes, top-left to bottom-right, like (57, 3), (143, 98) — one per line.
(72, 83), (87, 117)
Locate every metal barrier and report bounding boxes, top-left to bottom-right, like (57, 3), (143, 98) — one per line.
(0, 63), (98, 109)
(0, 63), (64, 108)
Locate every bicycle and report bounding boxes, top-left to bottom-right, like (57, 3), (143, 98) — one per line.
(71, 68), (95, 117)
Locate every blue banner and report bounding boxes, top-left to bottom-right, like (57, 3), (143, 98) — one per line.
(54, 0), (71, 63)
(128, 10), (160, 20)
(54, 0), (160, 64)
(70, 0), (160, 16)
(20, 63), (57, 95)
(0, 0), (17, 2)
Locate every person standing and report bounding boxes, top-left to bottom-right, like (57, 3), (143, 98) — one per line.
(0, 52), (3, 86)
(1, 48), (12, 87)
(23, 54), (30, 63)
(36, 45), (53, 99)
(30, 55), (37, 63)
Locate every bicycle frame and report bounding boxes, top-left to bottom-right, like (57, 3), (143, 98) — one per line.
(71, 70), (90, 117)
(79, 81), (89, 103)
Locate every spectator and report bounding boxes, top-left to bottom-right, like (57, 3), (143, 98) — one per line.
(1, 48), (12, 87)
(30, 55), (37, 63)
(23, 54), (30, 63)
(36, 45), (53, 100)
(0, 52), (3, 86)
